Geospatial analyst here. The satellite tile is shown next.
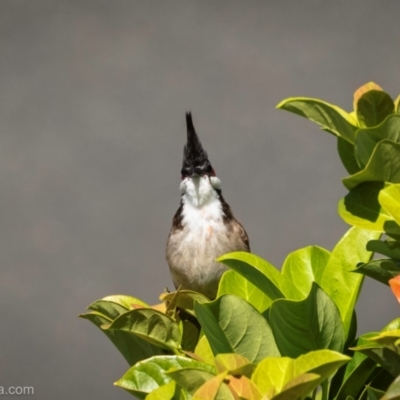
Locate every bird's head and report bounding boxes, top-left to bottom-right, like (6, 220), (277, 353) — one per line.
(181, 112), (216, 179)
(179, 113), (221, 203)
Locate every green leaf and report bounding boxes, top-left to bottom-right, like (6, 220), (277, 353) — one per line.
(379, 184), (400, 226)
(355, 115), (400, 168)
(395, 95), (400, 114)
(161, 290), (210, 317)
(87, 300), (130, 320)
(251, 350), (348, 399)
(217, 252), (284, 300)
(166, 368), (216, 394)
(343, 140), (400, 190)
(367, 238), (400, 261)
(251, 357), (295, 394)
(382, 375), (400, 400)
(106, 308), (182, 353)
(214, 353), (255, 377)
(194, 336), (214, 365)
(115, 355), (216, 398)
(217, 270), (272, 313)
(272, 373), (321, 400)
(146, 382), (185, 400)
(280, 246), (331, 300)
(352, 345), (400, 377)
(269, 283), (345, 357)
(356, 90), (394, 128)
(294, 350), (350, 381)
(276, 97), (358, 143)
(338, 137), (361, 175)
(181, 319), (200, 352)
(194, 294), (280, 362)
(318, 227), (380, 337)
(383, 318), (400, 332)
(80, 311), (163, 366)
(332, 333), (379, 400)
(338, 182), (393, 231)
(368, 330), (400, 350)
(101, 294), (149, 309)
(353, 259), (400, 285)
(366, 386), (386, 400)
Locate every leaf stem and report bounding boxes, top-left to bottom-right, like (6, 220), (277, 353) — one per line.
(311, 387), (318, 400)
(321, 380), (329, 400)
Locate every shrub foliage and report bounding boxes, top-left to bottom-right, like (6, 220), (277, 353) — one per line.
(81, 82), (400, 400)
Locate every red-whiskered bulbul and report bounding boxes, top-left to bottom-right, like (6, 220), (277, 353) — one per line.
(166, 113), (250, 299)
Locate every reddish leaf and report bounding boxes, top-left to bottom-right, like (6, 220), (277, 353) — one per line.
(389, 275), (400, 303)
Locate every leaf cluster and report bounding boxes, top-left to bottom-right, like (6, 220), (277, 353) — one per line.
(80, 82), (400, 399)
(278, 82), (400, 398)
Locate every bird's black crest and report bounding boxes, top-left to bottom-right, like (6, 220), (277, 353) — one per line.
(181, 112), (213, 177)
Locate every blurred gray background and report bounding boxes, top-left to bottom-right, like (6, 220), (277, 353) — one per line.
(1, 1), (399, 398)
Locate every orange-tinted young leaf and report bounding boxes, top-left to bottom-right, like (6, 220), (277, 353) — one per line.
(192, 372), (233, 400)
(389, 275), (400, 304)
(227, 375), (262, 400)
(353, 82), (383, 111)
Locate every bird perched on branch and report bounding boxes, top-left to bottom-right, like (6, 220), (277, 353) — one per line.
(166, 112), (250, 299)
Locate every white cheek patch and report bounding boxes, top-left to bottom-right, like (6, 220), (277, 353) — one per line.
(210, 176), (221, 190)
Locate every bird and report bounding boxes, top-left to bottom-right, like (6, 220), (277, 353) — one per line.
(166, 112), (250, 299)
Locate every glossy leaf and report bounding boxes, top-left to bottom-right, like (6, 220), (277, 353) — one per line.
(87, 300), (129, 320)
(367, 238), (400, 260)
(80, 311), (163, 366)
(106, 308), (182, 353)
(166, 368), (216, 394)
(280, 246), (330, 300)
(214, 353), (255, 377)
(145, 382), (184, 400)
(181, 319), (200, 352)
(276, 97), (358, 143)
(269, 283), (345, 357)
(379, 184), (400, 226)
(338, 137), (360, 175)
(383, 318), (400, 332)
(252, 357), (295, 394)
(272, 373), (321, 400)
(217, 270), (272, 313)
(252, 350), (348, 398)
(294, 350), (350, 381)
(368, 330), (400, 349)
(339, 182), (392, 231)
(195, 294), (280, 362)
(352, 345), (400, 377)
(318, 227), (379, 337)
(353, 259), (400, 285)
(355, 89), (394, 128)
(194, 336), (214, 365)
(115, 356), (216, 398)
(101, 294), (149, 309)
(343, 140), (400, 190)
(355, 115), (400, 168)
(217, 252), (284, 300)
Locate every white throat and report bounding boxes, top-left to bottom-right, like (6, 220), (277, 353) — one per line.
(180, 175), (221, 208)
(179, 175), (225, 244)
